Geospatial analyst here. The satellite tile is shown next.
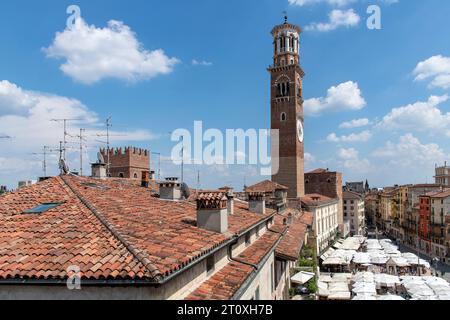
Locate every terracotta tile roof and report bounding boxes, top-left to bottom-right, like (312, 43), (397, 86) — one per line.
(197, 192), (228, 201)
(274, 210), (312, 261)
(306, 168), (329, 174)
(301, 194), (337, 207)
(245, 180), (288, 193)
(429, 189), (450, 198)
(0, 175), (276, 282)
(186, 231), (282, 300)
(343, 190), (363, 200)
(0, 178), (149, 281)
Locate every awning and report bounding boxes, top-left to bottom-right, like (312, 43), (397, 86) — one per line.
(291, 271), (315, 285)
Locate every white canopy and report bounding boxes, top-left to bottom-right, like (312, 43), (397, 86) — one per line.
(291, 271), (315, 285)
(377, 294), (405, 301)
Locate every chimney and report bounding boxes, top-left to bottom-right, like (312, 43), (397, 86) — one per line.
(196, 192), (228, 233)
(141, 171), (150, 188)
(91, 163), (107, 179)
(248, 192), (266, 215)
(219, 187), (234, 215)
(226, 191), (234, 215)
(159, 180), (182, 200)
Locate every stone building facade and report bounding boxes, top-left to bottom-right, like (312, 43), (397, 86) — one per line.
(304, 169), (344, 234)
(101, 147), (150, 179)
(343, 191), (366, 236)
(435, 162), (450, 187)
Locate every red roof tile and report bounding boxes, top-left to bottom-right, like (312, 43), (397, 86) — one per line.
(186, 231), (282, 300)
(0, 175), (276, 282)
(275, 210), (312, 261)
(245, 180), (288, 193)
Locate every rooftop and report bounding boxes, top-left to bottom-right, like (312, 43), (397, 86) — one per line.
(343, 191), (363, 200)
(0, 175), (276, 283)
(245, 180), (288, 193)
(301, 194), (338, 207)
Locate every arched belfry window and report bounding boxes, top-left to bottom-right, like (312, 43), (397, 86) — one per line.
(280, 112), (287, 122)
(276, 81), (290, 98)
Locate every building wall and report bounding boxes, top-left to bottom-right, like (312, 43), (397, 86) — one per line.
(343, 197), (365, 236)
(101, 147), (150, 179)
(239, 252), (277, 300)
(305, 171), (343, 231)
(310, 202), (339, 254)
(0, 219), (289, 300)
(435, 165), (450, 186)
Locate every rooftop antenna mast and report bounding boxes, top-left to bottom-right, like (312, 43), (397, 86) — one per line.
(76, 128), (86, 176)
(197, 170), (201, 194)
(152, 152), (161, 181)
(106, 117), (112, 177)
(31, 146), (54, 177)
(51, 118), (81, 161)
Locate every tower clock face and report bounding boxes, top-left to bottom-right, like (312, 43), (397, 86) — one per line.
(297, 119), (304, 143)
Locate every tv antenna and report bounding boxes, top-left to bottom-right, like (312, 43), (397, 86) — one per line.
(51, 118), (83, 161)
(93, 117), (126, 177)
(59, 158), (70, 175)
(152, 152), (161, 181)
(75, 128), (87, 176)
(97, 152), (105, 164)
(31, 146), (58, 177)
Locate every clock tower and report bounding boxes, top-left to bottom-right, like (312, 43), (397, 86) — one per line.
(269, 17), (305, 199)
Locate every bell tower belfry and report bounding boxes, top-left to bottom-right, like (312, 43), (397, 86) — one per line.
(269, 17), (305, 199)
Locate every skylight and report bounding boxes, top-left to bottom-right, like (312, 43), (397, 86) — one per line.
(24, 202), (64, 214)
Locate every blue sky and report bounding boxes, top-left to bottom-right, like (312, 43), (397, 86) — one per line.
(0, 0), (449, 190)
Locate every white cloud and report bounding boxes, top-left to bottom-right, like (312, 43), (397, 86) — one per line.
(305, 152), (316, 162)
(339, 118), (370, 129)
(378, 95), (450, 134)
(305, 9), (360, 32)
(413, 55), (450, 89)
(337, 147), (372, 173)
(192, 59), (213, 67)
(44, 19), (180, 84)
(305, 81), (366, 116)
(338, 147), (359, 160)
(327, 130), (372, 142)
(372, 134), (449, 166)
(0, 80), (156, 187)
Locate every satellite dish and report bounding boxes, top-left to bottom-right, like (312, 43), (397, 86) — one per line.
(97, 152), (105, 164)
(59, 159), (70, 175)
(181, 182), (191, 199)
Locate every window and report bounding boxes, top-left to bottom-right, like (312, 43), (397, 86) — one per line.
(24, 202), (64, 214)
(119, 173), (125, 178)
(206, 255), (215, 274)
(255, 287), (260, 300)
(271, 262), (275, 293)
(245, 232), (251, 245)
(280, 112), (287, 122)
(134, 173), (138, 179)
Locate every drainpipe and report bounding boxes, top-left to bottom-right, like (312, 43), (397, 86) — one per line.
(228, 238), (258, 270)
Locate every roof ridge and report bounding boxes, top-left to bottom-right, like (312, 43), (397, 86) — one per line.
(59, 175), (162, 282)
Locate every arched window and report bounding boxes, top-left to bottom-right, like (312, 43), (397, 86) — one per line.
(119, 173), (124, 178)
(280, 112), (287, 122)
(134, 173), (138, 179)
